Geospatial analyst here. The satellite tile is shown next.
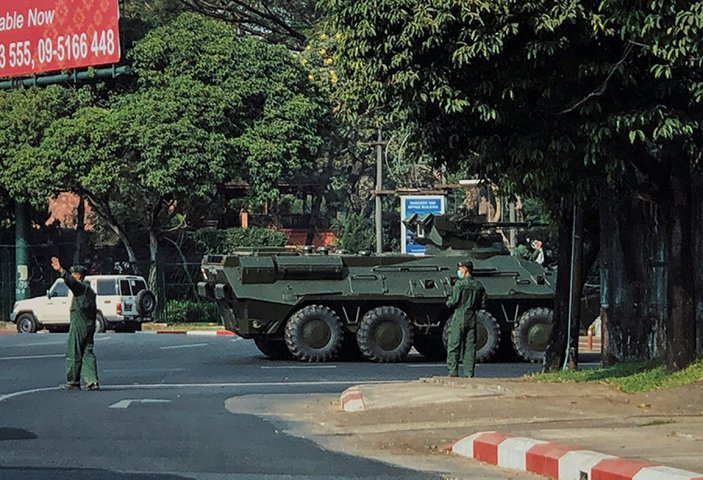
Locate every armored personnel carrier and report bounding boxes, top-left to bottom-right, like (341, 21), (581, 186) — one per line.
(198, 211), (558, 363)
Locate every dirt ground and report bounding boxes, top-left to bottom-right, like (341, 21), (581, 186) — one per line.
(274, 377), (703, 473)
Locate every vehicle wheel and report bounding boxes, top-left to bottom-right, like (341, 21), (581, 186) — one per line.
(441, 310), (501, 362)
(95, 313), (108, 333)
(512, 307), (554, 362)
(413, 334), (446, 360)
(284, 305), (343, 362)
(357, 306), (414, 363)
(135, 290), (157, 316)
(254, 337), (292, 360)
(16, 313), (38, 333)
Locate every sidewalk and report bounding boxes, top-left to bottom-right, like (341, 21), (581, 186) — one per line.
(338, 377), (703, 479)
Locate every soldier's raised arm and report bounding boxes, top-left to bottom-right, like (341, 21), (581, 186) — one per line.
(51, 257), (86, 296)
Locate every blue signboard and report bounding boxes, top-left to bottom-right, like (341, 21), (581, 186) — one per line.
(400, 195), (445, 255)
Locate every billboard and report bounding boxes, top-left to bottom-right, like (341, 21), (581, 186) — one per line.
(400, 195), (446, 255)
(0, 0), (120, 78)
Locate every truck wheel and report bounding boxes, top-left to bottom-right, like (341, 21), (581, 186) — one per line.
(512, 307), (554, 362)
(254, 337), (292, 360)
(136, 290), (157, 316)
(357, 306), (414, 363)
(95, 313), (108, 333)
(284, 305), (343, 362)
(441, 310), (501, 362)
(413, 334), (446, 360)
(16, 314), (38, 333)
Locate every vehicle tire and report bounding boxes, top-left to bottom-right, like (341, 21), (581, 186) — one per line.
(16, 313), (38, 333)
(95, 313), (108, 333)
(511, 307), (554, 362)
(284, 305), (343, 362)
(254, 337), (292, 360)
(413, 334), (446, 360)
(357, 306), (414, 363)
(135, 290), (157, 316)
(441, 310), (501, 362)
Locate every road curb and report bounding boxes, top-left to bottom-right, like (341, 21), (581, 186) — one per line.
(138, 330), (235, 336)
(452, 431), (703, 480)
(340, 386), (365, 412)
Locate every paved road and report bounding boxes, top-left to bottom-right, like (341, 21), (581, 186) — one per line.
(0, 333), (542, 479)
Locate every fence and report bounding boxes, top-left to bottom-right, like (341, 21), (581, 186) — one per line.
(0, 248), (217, 324)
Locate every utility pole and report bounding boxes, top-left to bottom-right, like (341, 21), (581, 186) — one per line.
(15, 202), (29, 301)
(375, 128), (383, 254)
(509, 198), (517, 248)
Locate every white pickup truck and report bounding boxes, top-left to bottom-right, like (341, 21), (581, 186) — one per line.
(11, 275), (157, 333)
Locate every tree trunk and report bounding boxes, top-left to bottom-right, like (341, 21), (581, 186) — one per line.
(148, 229), (159, 291)
(599, 188), (666, 365)
(664, 167), (696, 371)
(73, 195), (85, 266)
(307, 152), (334, 246)
(81, 192), (140, 274)
(693, 175), (703, 357)
(543, 200), (584, 372)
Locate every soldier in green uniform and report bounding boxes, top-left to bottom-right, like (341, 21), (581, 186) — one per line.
(51, 257), (99, 391)
(445, 261), (487, 377)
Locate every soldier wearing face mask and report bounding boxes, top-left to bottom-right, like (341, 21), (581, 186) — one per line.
(445, 261), (487, 377)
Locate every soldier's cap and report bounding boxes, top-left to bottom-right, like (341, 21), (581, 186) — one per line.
(457, 261), (474, 270)
(69, 265), (89, 275)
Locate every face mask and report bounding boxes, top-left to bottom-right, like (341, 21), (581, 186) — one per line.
(456, 270), (464, 279)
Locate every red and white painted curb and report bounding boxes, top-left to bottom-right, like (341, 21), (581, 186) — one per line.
(452, 431), (703, 480)
(138, 330), (235, 336)
(340, 387), (365, 412)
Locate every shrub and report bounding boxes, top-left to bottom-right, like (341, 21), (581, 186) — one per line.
(332, 211), (374, 253)
(165, 299), (219, 324)
(191, 226), (288, 254)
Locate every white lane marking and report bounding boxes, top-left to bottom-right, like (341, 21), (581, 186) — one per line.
(109, 399), (172, 409)
(231, 337), (243, 342)
(96, 336), (112, 341)
(406, 364), (445, 368)
(0, 387), (59, 402)
(103, 368), (187, 373)
(159, 343), (208, 350)
(0, 354), (63, 361)
(6, 341), (66, 347)
(0, 380), (402, 403)
(260, 365), (337, 370)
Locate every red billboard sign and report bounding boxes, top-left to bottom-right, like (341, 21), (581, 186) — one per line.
(0, 0), (120, 78)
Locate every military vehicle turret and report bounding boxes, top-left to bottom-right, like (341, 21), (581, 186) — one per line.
(199, 211), (558, 363)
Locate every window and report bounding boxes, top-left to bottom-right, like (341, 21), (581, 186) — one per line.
(119, 279), (147, 296)
(119, 280), (131, 296)
(131, 279), (146, 295)
(50, 281), (69, 298)
(96, 279), (117, 296)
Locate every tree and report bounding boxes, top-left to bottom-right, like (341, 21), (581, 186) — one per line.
(2, 13), (328, 289)
(323, 0), (702, 370)
(181, 0), (318, 50)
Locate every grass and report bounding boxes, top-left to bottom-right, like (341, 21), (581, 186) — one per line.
(143, 322), (223, 331)
(528, 359), (703, 393)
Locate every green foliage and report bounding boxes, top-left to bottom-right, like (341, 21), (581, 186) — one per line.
(130, 12), (328, 206)
(529, 359), (703, 393)
(191, 227), (289, 254)
(332, 211), (374, 253)
(322, 0), (703, 205)
(165, 299), (219, 324)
